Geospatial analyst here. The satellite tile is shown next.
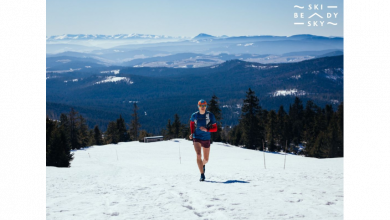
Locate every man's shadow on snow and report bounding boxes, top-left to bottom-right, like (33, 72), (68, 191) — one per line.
(204, 180), (250, 184)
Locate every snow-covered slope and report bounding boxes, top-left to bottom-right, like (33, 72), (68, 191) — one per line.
(46, 139), (343, 219)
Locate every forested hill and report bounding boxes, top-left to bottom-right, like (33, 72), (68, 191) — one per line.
(46, 55), (343, 133)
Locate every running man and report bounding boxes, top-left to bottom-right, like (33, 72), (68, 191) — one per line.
(189, 99), (218, 181)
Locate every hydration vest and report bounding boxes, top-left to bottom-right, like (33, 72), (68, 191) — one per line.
(193, 111), (211, 128)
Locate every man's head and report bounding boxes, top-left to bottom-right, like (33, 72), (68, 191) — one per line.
(198, 99), (207, 110)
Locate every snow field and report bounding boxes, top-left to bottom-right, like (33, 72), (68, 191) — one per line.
(46, 139), (343, 219)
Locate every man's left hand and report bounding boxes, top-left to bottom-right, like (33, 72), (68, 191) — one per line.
(199, 126), (208, 132)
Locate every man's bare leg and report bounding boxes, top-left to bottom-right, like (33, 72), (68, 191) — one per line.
(202, 147), (210, 166)
(193, 142), (203, 173)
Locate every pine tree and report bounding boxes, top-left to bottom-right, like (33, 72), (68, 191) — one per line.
(325, 115), (342, 158)
(166, 119), (173, 140)
(172, 114), (181, 138)
(336, 102), (344, 157)
(179, 123), (190, 140)
(68, 108), (81, 149)
(47, 120), (74, 167)
(129, 103), (141, 141)
(235, 126), (243, 146)
(256, 108), (267, 150)
(208, 94), (223, 142)
(93, 125), (103, 145)
(266, 110), (278, 152)
(117, 114), (129, 142)
(283, 114), (293, 152)
(229, 124), (243, 146)
(303, 100), (317, 143)
(59, 113), (69, 134)
(78, 114), (89, 148)
(308, 112), (340, 159)
(105, 121), (119, 144)
(88, 129), (94, 146)
(46, 116), (57, 165)
(261, 109), (269, 133)
(289, 97), (304, 146)
(240, 88), (262, 149)
(220, 125), (232, 143)
(58, 113), (70, 148)
(324, 104), (334, 127)
(305, 106), (326, 157)
(276, 106), (288, 148)
(310, 131), (328, 158)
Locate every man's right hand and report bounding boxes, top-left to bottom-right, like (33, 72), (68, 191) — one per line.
(189, 134), (193, 140)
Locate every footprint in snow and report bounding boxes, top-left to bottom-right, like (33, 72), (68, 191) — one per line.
(111, 212), (119, 216)
(183, 205), (193, 210)
(194, 212), (202, 217)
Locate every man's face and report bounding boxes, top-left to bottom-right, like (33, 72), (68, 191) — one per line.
(198, 104), (207, 110)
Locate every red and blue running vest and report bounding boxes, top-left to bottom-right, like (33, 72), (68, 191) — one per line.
(190, 111), (217, 140)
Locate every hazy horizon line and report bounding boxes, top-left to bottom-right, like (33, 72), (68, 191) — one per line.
(46, 33), (344, 38)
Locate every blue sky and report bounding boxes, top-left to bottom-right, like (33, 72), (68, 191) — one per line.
(46, 0), (343, 37)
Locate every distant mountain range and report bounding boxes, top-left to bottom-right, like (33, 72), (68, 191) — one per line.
(46, 34), (343, 62)
(46, 33), (343, 134)
(46, 34), (189, 41)
(46, 56), (343, 133)
(46, 49), (343, 70)
(47, 33), (342, 41)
